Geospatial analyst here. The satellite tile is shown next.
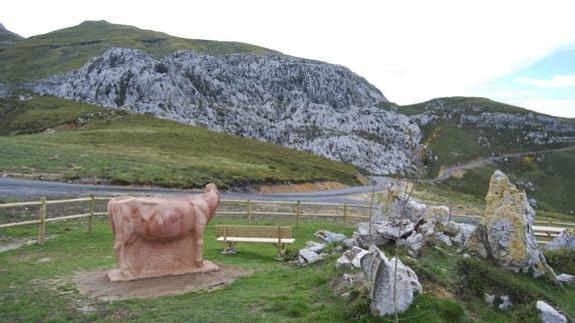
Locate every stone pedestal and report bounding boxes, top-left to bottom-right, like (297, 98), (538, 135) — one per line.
(108, 235), (220, 282)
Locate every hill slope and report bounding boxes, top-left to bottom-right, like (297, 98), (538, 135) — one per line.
(401, 97), (575, 177)
(0, 96), (361, 188)
(31, 47), (423, 175)
(0, 23), (23, 48)
(0, 20), (273, 84)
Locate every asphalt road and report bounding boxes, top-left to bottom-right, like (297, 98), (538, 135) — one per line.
(0, 176), (397, 204)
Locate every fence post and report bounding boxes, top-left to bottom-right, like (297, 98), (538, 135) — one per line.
(247, 200), (252, 225)
(343, 203), (348, 225)
(38, 196), (46, 244)
(88, 194), (95, 233)
(296, 200), (301, 228)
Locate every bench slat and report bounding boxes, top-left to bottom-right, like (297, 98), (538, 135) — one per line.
(216, 224), (292, 239)
(216, 237), (295, 243)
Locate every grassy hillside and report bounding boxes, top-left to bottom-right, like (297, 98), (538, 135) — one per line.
(438, 151), (575, 215)
(0, 20), (274, 84)
(0, 96), (360, 188)
(401, 97), (575, 178)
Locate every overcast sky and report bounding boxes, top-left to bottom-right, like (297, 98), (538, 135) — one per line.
(3, 0), (575, 117)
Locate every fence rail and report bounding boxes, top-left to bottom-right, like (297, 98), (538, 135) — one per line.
(1, 195), (572, 245)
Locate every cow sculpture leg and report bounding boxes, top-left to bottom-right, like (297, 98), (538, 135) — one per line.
(192, 227), (205, 267)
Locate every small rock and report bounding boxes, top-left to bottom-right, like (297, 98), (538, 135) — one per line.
(350, 246), (369, 268)
(342, 238), (355, 249)
(335, 254), (353, 271)
(536, 301), (567, 323)
(433, 232), (453, 247)
(557, 273), (575, 284)
(305, 241), (327, 253)
(498, 295), (512, 311)
(78, 305), (97, 314)
(314, 230), (346, 244)
(298, 248), (321, 266)
(484, 293), (496, 307)
(333, 245), (344, 253)
(545, 229), (575, 251)
(36, 257), (52, 264)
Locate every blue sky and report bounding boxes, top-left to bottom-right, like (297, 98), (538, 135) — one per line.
(470, 47), (575, 117)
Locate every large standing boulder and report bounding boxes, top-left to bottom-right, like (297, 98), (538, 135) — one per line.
(360, 246), (422, 316)
(545, 229), (575, 251)
(466, 170), (555, 278)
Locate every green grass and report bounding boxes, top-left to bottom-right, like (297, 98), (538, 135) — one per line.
(1, 215), (573, 322)
(0, 20), (274, 84)
(439, 151), (575, 215)
(0, 96), (360, 189)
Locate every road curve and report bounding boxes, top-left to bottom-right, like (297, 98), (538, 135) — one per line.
(0, 176), (397, 204)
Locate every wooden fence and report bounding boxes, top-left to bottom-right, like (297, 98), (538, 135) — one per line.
(1, 196), (573, 245)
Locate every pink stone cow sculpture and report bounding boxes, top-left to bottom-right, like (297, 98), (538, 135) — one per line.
(107, 183), (220, 281)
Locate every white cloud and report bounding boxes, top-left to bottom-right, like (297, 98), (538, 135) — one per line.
(517, 75), (575, 88)
(518, 99), (575, 118)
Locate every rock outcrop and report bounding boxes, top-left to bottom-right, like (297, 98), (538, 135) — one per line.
(361, 246), (422, 316)
(31, 47), (424, 175)
(466, 170), (554, 278)
(545, 229), (575, 251)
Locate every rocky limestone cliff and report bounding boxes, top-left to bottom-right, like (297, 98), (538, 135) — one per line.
(31, 47), (423, 174)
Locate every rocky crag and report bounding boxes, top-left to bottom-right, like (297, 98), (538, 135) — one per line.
(466, 170), (556, 278)
(31, 47), (423, 175)
(407, 97), (575, 148)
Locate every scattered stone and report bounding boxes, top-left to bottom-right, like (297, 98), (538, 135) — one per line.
(418, 221), (435, 237)
(314, 230), (346, 244)
(545, 229), (575, 251)
(498, 295), (513, 311)
(77, 304), (97, 314)
(437, 221), (460, 237)
(342, 238), (355, 249)
(452, 223), (475, 246)
(400, 232), (424, 257)
(335, 254), (353, 271)
(433, 232), (453, 247)
(423, 205), (451, 224)
(557, 273), (575, 284)
(355, 222), (390, 247)
(484, 293), (496, 307)
(350, 246), (369, 268)
(305, 241), (327, 253)
(373, 219), (416, 240)
(333, 245), (344, 253)
(361, 246), (422, 316)
(466, 170), (555, 278)
(36, 257), (53, 264)
(220, 247), (237, 255)
(536, 301), (567, 323)
(298, 248), (322, 266)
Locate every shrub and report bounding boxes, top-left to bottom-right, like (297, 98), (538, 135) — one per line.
(544, 249), (575, 275)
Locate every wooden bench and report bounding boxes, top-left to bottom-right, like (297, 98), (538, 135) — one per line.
(215, 224), (295, 258)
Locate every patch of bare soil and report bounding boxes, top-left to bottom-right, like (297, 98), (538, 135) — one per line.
(74, 263), (252, 301)
(257, 181), (348, 193)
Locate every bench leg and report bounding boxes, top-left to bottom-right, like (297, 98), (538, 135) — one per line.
(221, 241), (237, 255)
(274, 243), (287, 260)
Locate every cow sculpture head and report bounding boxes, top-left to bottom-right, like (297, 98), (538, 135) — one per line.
(204, 183), (219, 195)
